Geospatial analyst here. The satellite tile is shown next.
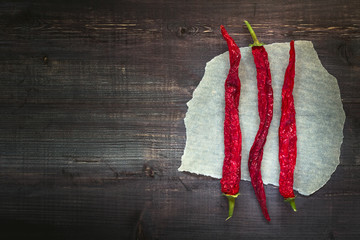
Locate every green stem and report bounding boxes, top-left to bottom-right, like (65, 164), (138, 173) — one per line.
(284, 197), (297, 212)
(244, 20), (264, 47)
(224, 193), (239, 221)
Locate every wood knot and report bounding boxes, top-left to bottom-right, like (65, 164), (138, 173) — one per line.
(338, 43), (352, 65)
(167, 23), (210, 38)
(43, 55), (48, 65)
(176, 26), (199, 37)
(179, 27), (186, 34)
(338, 40), (360, 66)
(143, 164), (155, 178)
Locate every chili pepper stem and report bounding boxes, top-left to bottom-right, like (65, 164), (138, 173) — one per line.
(244, 20), (264, 47)
(284, 197), (297, 212)
(224, 193), (239, 221)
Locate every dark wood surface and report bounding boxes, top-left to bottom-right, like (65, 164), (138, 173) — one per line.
(0, 0), (359, 239)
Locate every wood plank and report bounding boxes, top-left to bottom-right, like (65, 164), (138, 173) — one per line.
(0, 0), (359, 239)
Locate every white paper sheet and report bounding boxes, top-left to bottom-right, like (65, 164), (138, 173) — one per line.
(179, 41), (345, 196)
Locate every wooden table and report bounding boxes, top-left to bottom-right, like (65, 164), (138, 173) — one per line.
(0, 0), (359, 239)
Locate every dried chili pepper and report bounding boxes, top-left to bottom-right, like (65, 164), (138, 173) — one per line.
(244, 20), (272, 222)
(220, 25), (242, 220)
(279, 40), (297, 211)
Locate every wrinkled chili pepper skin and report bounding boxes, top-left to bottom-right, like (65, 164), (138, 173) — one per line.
(220, 25), (241, 197)
(219, 26), (241, 221)
(279, 41), (297, 208)
(248, 45), (273, 222)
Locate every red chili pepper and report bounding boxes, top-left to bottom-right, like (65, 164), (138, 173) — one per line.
(220, 25), (242, 220)
(279, 40), (297, 211)
(244, 20), (272, 222)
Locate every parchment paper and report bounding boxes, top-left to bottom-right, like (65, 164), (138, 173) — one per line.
(179, 41), (345, 196)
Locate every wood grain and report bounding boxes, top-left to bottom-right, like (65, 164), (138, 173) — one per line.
(0, 0), (359, 239)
